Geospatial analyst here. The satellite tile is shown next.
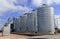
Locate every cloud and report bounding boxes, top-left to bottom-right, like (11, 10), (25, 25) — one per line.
(0, 0), (32, 16)
(0, 0), (60, 16)
(31, 0), (53, 7)
(31, 0), (42, 7)
(0, 0), (15, 16)
(52, 0), (60, 4)
(13, 0), (28, 6)
(0, 0), (16, 10)
(31, 0), (60, 7)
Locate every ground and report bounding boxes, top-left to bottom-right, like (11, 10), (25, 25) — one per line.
(0, 33), (60, 39)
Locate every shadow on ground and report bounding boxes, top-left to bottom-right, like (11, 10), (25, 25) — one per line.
(28, 38), (50, 39)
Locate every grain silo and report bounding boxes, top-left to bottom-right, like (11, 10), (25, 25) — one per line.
(31, 10), (38, 33)
(37, 4), (55, 34)
(20, 15), (27, 32)
(14, 18), (20, 32)
(24, 13), (37, 33)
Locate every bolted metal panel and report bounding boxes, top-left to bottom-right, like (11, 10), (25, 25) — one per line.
(37, 4), (55, 34)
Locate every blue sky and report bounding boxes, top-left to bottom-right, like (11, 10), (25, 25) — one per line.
(0, 0), (60, 29)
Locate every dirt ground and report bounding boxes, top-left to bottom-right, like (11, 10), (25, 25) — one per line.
(0, 33), (29, 39)
(32, 34), (60, 39)
(0, 33), (60, 39)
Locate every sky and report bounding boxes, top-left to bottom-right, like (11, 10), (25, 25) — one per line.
(0, 0), (60, 29)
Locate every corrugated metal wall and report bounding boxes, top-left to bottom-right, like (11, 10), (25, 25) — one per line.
(14, 18), (20, 32)
(37, 4), (55, 34)
(20, 15), (27, 32)
(32, 10), (38, 32)
(26, 13), (35, 32)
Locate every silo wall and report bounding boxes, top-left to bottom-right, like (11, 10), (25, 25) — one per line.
(20, 15), (27, 32)
(37, 6), (55, 34)
(14, 18), (20, 32)
(31, 10), (38, 32)
(26, 13), (37, 32)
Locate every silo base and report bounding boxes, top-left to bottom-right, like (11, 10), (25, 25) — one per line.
(49, 32), (55, 35)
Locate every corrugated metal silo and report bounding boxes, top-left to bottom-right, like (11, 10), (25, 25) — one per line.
(31, 10), (38, 33)
(25, 13), (36, 32)
(20, 15), (27, 32)
(14, 18), (20, 32)
(37, 4), (55, 34)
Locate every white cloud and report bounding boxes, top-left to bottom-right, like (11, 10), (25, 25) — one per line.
(0, 0), (60, 16)
(0, 0), (15, 16)
(32, 0), (52, 6)
(32, 0), (42, 7)
(0, 0), (15, 10)
(52, 0), (60, 4)
(32, 0), (60, 7)
(0, 0), (60, 15)
(45, 0), (52, 4)
(14, 0), (28, 5)
(0, 0), (32, 16)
